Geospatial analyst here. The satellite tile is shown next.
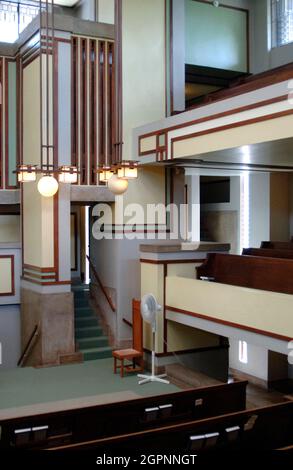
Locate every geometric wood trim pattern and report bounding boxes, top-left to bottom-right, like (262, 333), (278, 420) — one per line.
(138, 94), (289, 161)
(0, 255), (15, 296)
(170, 107), (293, 159)
(71, 36), (116, 184)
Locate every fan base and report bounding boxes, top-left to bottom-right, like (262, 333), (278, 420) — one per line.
(137, 373), (170, 385)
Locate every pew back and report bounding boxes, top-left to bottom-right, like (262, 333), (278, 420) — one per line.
(261, 241), (293, 251)
(197, 253), (293, 295)
(54, 401), (293, 452)
(243, 248), (293, 260)
(0, 380), (247, 449)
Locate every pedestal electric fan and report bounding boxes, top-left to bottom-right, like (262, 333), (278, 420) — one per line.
(137, 294), (170, 385)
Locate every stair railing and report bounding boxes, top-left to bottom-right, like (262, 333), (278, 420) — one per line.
(86, 255), (116, 312)
(17, 323), (40, 367)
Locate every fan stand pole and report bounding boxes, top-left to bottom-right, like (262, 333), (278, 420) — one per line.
(138, 331), (170, 385)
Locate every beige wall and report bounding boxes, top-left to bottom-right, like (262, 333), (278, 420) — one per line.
(167, 321), (219, 352)
(166, 276), (293, 340)
(122, 0), (166, 159)
(172, 115), (293, 160)
(201, 211), (238, 254)
(0, 215), (20, 242)
(23, 180), (54, 268)
(23, 57), (41, 166)
(98, 0), (115, 24)
(0, 257), (13, 294)
(141, 262), (165, 352)
(122, 166), (166, 223)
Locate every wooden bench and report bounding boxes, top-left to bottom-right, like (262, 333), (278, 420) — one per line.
(54, 401), (293, 452)
(197, 252), (293, 295)
(242, 247), (293, 260)
(0, 380), (247, 449)
(261, 241), (293, 251)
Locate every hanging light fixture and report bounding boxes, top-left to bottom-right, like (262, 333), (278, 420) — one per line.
(58, 166), (78, 184)
(97, 165), (114, 183)
(38, 175), (59, 197)
(17, 164), (37, 183)
(107, 174), (129, 195)
(15, 0), (78, 195)
(116, 161), (138, 180)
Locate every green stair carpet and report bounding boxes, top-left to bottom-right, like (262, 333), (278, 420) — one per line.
(73, 285), (112, 362)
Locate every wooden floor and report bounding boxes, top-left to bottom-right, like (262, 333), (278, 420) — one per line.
(165, 363), (289, 409)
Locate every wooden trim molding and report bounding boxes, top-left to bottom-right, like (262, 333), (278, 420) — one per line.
(144, 344), (228, 358)
(140, 258), (206, 265)
(23, 264), (56, 273)
(0, 254), (15, 296)
(22, 276), (71, 286)
(170, 107), (293, 159)
(165, 305), (293, 342)
(138, 94), (289, 158)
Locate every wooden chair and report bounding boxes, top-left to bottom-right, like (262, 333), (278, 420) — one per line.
(112, 299), (144, 378)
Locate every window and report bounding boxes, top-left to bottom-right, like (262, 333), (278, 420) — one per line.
(0, 1), (39, 44)
(272, 0), (293, 47)
(239, 341), (248, 364)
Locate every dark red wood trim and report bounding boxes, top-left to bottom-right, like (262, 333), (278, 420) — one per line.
(166, 305), (293, 342)
(23, 271), (56, 281)
(80, 38), (88, 184)
(98, 41), (105, 166)
(22, 276), (71, 286)
(140, 258), (206, 265)
(163, 263), (167, 353)
(138, 94), (288, 157)
(89, 39), (95, 185)
(23, 264), (56, 273)
(0, 254), (15, 296)
(16, 56), (21, 176)
(170, 107), (293, 159)
(108, 42), (115, 165)
(115, 0), (123, 163)
(53, 39), (58, 169)
(144, 344), (228, 358)
(71, 36), (78, 168)
(22, 52), (40, 69)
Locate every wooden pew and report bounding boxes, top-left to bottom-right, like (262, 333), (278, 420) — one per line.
(47, 401), (293, 452)
(261, 241), (293, 251)
(0, 380), (247, 449)
(197, 252), (293, 295)
(242, 247), (293, 260)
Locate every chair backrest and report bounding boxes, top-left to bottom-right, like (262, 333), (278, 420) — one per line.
(132, 299), (143, 352)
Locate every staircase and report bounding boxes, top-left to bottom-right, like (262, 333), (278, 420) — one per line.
(73, 285), (112, 362)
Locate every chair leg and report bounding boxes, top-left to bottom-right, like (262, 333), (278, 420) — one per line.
(114, 357), (117, 374)
(120, 359), (124, 378)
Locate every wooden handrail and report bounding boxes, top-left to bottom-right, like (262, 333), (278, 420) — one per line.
(184, 62), (293, 113)
(87, 255), (116, 312)
(17, 323), (40, 367)
(123, 318), (132, 328)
